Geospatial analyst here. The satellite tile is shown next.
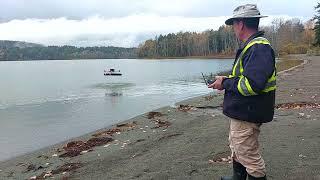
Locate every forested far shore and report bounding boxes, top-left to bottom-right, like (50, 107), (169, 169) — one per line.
(138, 18), (315, 58)
(0, 44), (138, 61)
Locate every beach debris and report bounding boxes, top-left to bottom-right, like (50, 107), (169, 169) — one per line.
(299, 154), (307, 158)
(37, 155), (49, 159)
(80, 150), (89, 154)
(177, 104), (196, 112)
(16, 162), (28, 167)
(209, 155), (232, 164)
(151, 119), (171, 129)
(59, 137), (113, 158)
(299, 113), (305, 117)
(147, 111), (164, 119)
(87, 137), (114, 147)
(158, 133), (183, 141)
(136, 139), (146, 143)
(204, 95), (214, 101)
(29, 176), (37, 180)
(209, 151), (232, 164)
(27, 163), (81, 179)
(276, 102), (320, 110)
(29, 170), (53, 180)
(56, 148), (63, 153)
(116, 121), (137, 128)
(25, 164), (36, 172)
(189, 169), (198, 176)
(52, 163), (82, 174)
(92, 128), (121, 137)
(43, 171), (53, 178)
(93, 122), (137, 137)
(52, 154), (58, 157)
(104, 144), (111, 148)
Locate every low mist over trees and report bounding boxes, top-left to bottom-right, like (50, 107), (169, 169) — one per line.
(138, 18), (315, 58)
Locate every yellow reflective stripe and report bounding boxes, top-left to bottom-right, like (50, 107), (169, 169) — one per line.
(262, 80), (276, 93)
(244, 77), (257, 95)
(262, 86), (276, 93)
(268, 71), (276, 82)
(232, 60), (238, 76)
(237, 76), (257, 96)
(229, 37), (276, 94)
(236, 38), (270, 76)
(237, 77), (247, 96)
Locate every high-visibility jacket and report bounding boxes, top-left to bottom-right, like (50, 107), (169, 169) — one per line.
(222, 31), (276, 123)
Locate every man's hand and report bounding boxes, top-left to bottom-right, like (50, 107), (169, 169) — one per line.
(208, 76), (227, 90)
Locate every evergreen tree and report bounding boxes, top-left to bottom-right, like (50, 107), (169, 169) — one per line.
(314, 2), (320, 46)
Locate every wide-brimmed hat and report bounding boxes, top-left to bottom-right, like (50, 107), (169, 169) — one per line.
(225, 4), (267, 25)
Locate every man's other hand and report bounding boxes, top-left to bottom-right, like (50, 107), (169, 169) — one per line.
(208, 76), (227, 90)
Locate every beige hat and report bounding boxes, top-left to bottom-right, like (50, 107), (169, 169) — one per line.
(225, 4), (267, 25)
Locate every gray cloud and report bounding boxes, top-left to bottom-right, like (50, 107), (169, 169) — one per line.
(0, 0), (317, 47)
(0, 0), (318, 21)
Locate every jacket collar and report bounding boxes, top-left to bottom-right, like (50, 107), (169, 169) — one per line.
(240, 31), (265, 49)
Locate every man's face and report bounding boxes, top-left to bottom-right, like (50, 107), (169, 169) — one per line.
(232, 20), (242, 39)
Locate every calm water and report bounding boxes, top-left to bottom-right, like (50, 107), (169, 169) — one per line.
(0, 58), (233, 161)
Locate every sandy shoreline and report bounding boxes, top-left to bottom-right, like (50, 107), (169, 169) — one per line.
(1, 54), (319, 180)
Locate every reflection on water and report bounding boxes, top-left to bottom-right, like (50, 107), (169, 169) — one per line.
(105, 92), (123, 97)
(91, 82), (136, 90)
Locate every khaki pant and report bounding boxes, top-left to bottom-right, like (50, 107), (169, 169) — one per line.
(229, 118), (266, 178)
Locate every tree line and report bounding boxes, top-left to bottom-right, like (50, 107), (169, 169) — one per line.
(0, 45), (138, 61)
(138, 18), (315, 58)
(1, 14), (318, 61)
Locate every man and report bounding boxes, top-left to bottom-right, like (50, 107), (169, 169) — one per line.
(208, 4), (276, 180)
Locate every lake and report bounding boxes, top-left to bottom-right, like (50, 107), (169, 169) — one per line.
(0, 58), (233, 161)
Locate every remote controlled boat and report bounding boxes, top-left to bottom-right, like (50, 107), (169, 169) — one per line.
(104, 68), (122, 76)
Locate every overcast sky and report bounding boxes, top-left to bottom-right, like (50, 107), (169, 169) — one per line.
(0, 0), (318, 47)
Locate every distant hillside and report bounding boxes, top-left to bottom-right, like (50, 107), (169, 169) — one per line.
(0, 40), (44, 49)
(0, 41), (138, 61)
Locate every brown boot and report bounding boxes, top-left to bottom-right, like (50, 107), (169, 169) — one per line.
(221, 161), (247, 180)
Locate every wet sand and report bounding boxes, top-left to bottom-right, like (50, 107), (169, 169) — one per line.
(0, 54), (319, 180)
